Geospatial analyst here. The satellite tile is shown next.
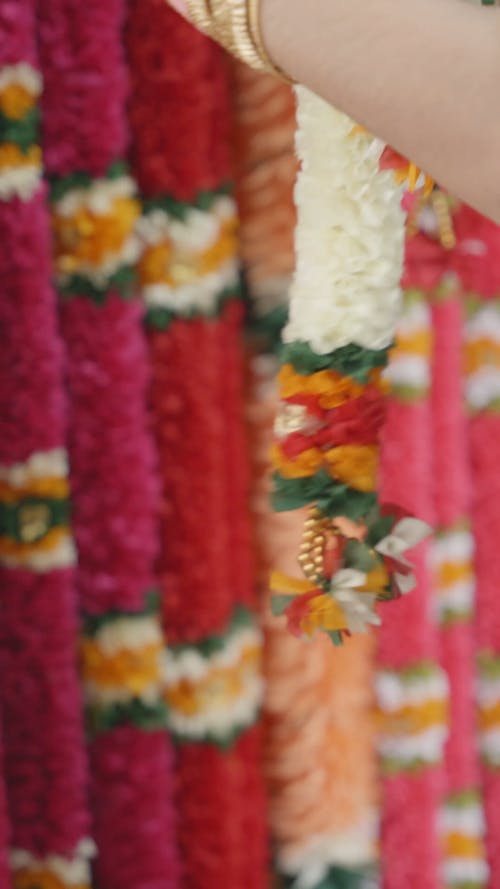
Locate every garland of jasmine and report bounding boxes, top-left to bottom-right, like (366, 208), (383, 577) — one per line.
(0, 4), (93, 887)
(37, 2), (178, 888)
(126, 4), (268, 889)
(270, 88), (430, 643)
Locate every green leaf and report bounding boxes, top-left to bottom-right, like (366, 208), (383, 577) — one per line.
(281, 341), (390, 382)
(343, 539), (378, 572)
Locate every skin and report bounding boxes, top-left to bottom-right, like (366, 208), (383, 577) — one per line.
(168, 0), (500, 222)
(261, 0), (500, 221)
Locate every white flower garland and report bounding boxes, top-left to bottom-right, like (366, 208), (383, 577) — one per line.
(284, 87), (405, 355)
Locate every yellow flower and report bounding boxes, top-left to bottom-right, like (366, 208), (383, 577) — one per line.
(0, 83), (36, 119)
(301, 593), (347, 636)
(165, 646), (260, 715)
(54, 196), (140, 272)
(80, 640), (162, 694)
(391, 329), (432, 361)
(445, 833), (484, 859)
(198, 217), (237, 275)
(0, 526), (68, 560)
(137, 242), (173, 285)
(324, 444), (379, 492)
(0, 143), (40, 171)
(14, 867), (88, 889)
(278, 364), (366, 409)
(0, 475), (69, 504)
(270, 442), (323, 479)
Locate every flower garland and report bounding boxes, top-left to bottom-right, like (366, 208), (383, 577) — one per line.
(164, 607), (263, 744)
(458, 201), (500, 889)
(270, 87), (429, 643)
(430, 266), (488, 889)
(37, 2), (178, 888)
(0, 59), (42, 201)
(0, 3), (93, 886)
(376, 277), (447, 889)
(137, 188), (240, 328)
(0, 727), (9, 887)
(235, 72), (381, 884)
(125, 4), (268, 889)
(229, 60), (297, 346)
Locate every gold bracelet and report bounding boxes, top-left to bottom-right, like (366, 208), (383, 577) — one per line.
(185, 0), (293, 82)
(246, 0), (292, 81)
(184, 0), (215, 35)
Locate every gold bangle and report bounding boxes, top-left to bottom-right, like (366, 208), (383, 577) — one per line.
(184, 0), (215, 35)
(209, 0), (239, 55)
(246, 0), (292, 81)
(186, 0), (293, 83)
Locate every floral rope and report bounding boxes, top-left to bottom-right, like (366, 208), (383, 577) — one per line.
(430, 271), (487, 889)
(37, 2), (177, 887)
(458, 200), (500, 889)
(270, 88), (429, 643)
(376, 278), (446, 889)
(0, 726), (9, 888)
(125, 4), (268, 889)
(231, 72), (383, 887)
(0, 3), (93, 886)
(230, 61), (297, 346)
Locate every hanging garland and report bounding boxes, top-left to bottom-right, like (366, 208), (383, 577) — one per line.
(458, 200), (500, 889)
(232, 68), (380, 889)
(429, 252), (488, 889)
(36, 2), (178, 888)
(229, 60), (297, 347)
(125, 4), (268, 889)
(270, 88), (430, 643)
(375, 220), (448, 889)
(0, 3), (93, 887)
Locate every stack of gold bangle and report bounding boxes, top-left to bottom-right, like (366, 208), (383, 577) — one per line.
(184, 0), (292, 81)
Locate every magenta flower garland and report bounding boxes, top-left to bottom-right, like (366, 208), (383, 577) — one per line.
(0, 2), (93, 887)
(36, 1), (177, 887)
(0, 727), (9, 888)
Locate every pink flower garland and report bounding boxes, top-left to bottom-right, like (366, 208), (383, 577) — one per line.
(376, 212), (447, 889)
(431, 274), (487, 889)
(0, 0), (92, 879)
(37, 2), (177, 887)
(456, 202), (500, 889)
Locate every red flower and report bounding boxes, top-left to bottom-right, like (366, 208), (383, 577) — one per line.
(285, 589), (323, 637)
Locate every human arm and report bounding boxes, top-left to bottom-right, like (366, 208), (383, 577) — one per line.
(260, 0), (500, 221)
(169, 0), (500, 222)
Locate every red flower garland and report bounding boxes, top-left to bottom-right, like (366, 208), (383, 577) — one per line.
(125, 5), (267, 889)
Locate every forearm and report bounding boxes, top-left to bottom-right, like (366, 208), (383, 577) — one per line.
(261, 0), (500, 220)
